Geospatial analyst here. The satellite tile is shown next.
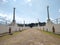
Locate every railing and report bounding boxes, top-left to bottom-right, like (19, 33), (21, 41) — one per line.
(0, 16), (11, 25)
(52, 18), (60, 24)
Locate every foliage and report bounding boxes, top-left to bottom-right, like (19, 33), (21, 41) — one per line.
(17, 22), (46, 28)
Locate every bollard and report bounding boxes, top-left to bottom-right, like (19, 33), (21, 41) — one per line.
(52, 26), (55, 33)
(9, 27), (13, 35)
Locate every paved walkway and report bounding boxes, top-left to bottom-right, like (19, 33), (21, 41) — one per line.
(0, 28), (60, 45)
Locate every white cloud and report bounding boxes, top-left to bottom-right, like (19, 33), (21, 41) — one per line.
(15, 15), (37, 24)
(24, 0), (32, 6)
(0, 13), (12, 22)
(0, 13), (25, 24)
(27, 0), (32, 3)
(0, 13), (25, 23)
(0, 13), (37, 24)
(24, 0), (32, 3)
(3, 0), (8, 3)
(59, 9), (60, 13)
(0, 13), (7, 18)
(0, 0), (8, 4)
(13, 0), (16, 2)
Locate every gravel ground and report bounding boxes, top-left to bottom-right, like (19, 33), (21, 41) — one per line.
(0, 28), (60, 45)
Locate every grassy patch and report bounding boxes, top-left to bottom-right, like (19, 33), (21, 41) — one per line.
(0, 31), (21, 41)
(41, 30), (60, 38)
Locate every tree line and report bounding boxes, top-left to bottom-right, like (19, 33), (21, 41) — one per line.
(17, 22), (46, 28)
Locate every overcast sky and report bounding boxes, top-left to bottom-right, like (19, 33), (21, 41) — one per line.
(0, 0), (60, 24)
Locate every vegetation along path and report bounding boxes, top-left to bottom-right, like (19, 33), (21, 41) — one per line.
(0, 28), (60, 45)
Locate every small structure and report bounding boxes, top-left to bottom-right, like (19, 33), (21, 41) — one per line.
(24, 21), (25, 28)
(9, 8), (19, 33)
(0, 8), (19, 34)
(44, 6), (60, 34)
(22, 20), (26, 30)
(38, 19), (40, 29)
(45, 6), (54, 32)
